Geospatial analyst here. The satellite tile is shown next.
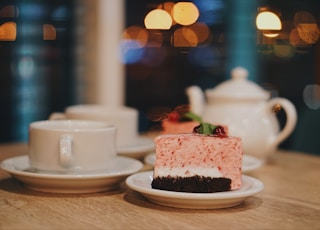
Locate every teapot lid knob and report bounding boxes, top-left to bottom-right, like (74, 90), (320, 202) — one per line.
(205, 66), (270, 100)
(231, 66), (248, 80)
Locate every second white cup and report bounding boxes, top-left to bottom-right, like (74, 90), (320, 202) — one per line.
(50, 104), (139, 147)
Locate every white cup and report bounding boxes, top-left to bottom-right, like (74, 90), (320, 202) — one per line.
(49, 105), (138, 147)
(28, 120), (116, 173)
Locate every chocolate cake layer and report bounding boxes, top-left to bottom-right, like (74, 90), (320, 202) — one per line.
(151, 176), (231, 193)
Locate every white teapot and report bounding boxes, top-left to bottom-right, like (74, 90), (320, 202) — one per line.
(186, 67), (297, 159)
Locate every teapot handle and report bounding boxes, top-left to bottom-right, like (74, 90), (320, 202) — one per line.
(267, 98), (297, 147)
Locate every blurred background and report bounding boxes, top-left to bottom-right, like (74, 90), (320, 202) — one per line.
(0, 0), (319, 154)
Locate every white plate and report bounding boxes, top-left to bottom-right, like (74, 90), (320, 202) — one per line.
(117, 136), (155, 159)
(144, 153), (264, 173)
(126, 171), (264, 209)
(1, 155), (143, 194)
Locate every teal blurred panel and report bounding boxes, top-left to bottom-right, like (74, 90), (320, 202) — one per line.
(226, 0), (258, 81)
(0, 0), (76, 143)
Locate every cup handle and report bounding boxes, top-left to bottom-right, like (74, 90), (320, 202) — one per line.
(59, 134), (73, 168)
(49, 112), (66, 120)
(267, 97), (297, 147)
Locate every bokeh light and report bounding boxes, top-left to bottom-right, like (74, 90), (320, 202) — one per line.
(43, 24), (56, 40)
(256, 11), (282, 38)
(294, 11), (319, 45)
(172, 27), (198, 47)
(297, 24), (319, 44)
(144, 9), (172, 30)
(256, 11), (282, 30)
(172, 2), (199, 26)
(303, 84), (320, 110)
(0, 22), (16, 41)
(187, 22), (211, 43)
(123, 26), (148, 48)
(289, 28), (309, 47)
(18, 56), (35, 80)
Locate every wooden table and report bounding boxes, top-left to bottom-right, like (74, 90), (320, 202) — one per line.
(0, 142), (319, 229)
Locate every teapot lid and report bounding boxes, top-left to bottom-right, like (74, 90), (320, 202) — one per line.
(206, 67), (270, 100)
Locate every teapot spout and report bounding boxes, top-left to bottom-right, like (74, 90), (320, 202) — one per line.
(185, 85), (205, 116)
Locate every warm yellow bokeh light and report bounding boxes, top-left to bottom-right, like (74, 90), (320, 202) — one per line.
(256, 11), (282, 30)
(0, 22), (16, 41)
(171, 23), (210, 47)
(43, 24), (56, 40)
(123, 26), (148, 47)
(292, 11), (319, 45)
(188, 22), (210, 43)
(172, 27), (198, 47)
(297, 24), (319, 44)
(289, 28), (309, 47)
(144, 9), (172, 30)
(173, 2), (199, 26)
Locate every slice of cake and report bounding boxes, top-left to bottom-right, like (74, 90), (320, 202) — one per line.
(152, 123), (243, 193)
(161, 119), (199, 134)
(161, 111), (199, 134)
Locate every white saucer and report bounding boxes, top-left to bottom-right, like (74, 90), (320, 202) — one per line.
(117, 136), (155, 159)
(126, 171), (264, 209)
(144, 153), (264, 173)
(1, 155), (143, 194)
(143, 153), (156, 166)
(242, 155), (264, 172)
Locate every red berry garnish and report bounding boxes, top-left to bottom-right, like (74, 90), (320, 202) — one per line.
(213, 126), (227, 138)
(193, 124), (227, 138)
(193, 125), (201, 133)
(167, 111), (180, 122)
